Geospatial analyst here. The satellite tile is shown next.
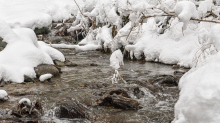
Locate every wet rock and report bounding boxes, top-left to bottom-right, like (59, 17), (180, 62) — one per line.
(34, 27), (49, 35)
(12, 99), (43, 118)
(97, 89), (140, 110)
(0, 47), (4, 51)
(109, 89), (130, 98)
(0, 37), (7, 51)
(54, 60), (65, 67)
(150, 75), (178, 86)
(48, 36), (62, 44)
(90, 63), (98, 66)
(55, 100), (87, 119)
(66, 62), (78, 67)
(133, 87), (145, 99)
(65, 59), (78, 67)
(10, 89), (28, 96)
(172, 65), (180, 69)
(24, 75), (35, 82)
(0, 80), (6, 87)
(0, 40), (7, 48)
(34, 64), (60, 77)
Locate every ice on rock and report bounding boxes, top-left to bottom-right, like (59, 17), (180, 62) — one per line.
(173, 1), (198, 30)
(110, 50), (124, 70)
(39, 74), (53, 82)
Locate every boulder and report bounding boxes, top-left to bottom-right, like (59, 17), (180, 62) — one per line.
(34, 64), (60, 77)
(97, 89), (140, 110)
(55, 100), (87, 119)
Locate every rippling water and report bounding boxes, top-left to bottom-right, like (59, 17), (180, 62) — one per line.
(0, 49), (186, 123)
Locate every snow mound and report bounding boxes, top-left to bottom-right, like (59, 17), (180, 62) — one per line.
(173, 24), (220, 123)
(39, 74), (53, 82)
(110, 50), (124, 70)
(0, 20), (64, 83)
(0, 90), (8, 100)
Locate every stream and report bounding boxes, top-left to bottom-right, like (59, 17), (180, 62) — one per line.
(0, 49), (188, 123)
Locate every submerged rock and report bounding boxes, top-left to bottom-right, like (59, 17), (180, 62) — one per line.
(34, 64), (60, 77)
(97, 89), (140, 110)
(55, 100), (87, 119)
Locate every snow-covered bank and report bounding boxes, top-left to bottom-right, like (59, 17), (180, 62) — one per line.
(0, 20), (64, 83)
(0, 0), (83, 29)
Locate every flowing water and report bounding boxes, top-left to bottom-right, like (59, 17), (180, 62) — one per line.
(0, 49), (188, 123)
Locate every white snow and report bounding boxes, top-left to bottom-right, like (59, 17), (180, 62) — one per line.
(39, 74), (53, 82)
(172, 1), (198, 30)
(0, 20), (64, 83)
(110, 50), (124, 70)
(19, 98), (31, 106)
(172, 24), (220, 123)
(0, 90), (8, 100)
(0, 0), (84, 29)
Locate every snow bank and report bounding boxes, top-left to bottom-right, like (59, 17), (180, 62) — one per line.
(125, 18), (199, 68)
(0, 20), (64, 83)
(0, 0), (84, 29)
(173, 24), (220, 123)
(39, 74), (53, 82)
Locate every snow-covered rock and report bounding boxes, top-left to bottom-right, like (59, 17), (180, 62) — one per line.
(39, 74), (53, 82)
(19, 98), (31, 106)
(0, 20), (64, 83)
(0, 90), (8, 101)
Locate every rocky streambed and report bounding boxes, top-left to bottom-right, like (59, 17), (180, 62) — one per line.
(0, 48), (188, 123)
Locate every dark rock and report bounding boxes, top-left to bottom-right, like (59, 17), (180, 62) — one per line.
(55, 100), (87, 119)
(0, 80), (5, 87)
(109, 89), (130, 98)
(97, 89), (140, 110)
(65, 59), (78, 67)
(24, 75), (35, 82)
(34, 27), (49, 35)
(34, 64), (60, 77)
(0, 40), (7, 48)
(12, 100), (43, 118)
(0, 47), (4, 51)
(151, 75), (178, 86)
(90, 63), (98, 66)
(172, 65), (180, 69)
(66, 63), (78, 67)
(133, 87), (145, 99)
(54, 60), (65, 67)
